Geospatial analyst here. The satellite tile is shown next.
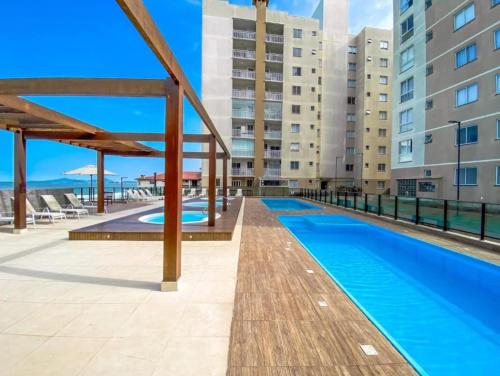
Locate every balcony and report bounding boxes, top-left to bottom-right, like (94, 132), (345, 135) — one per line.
(232, 149), (255, 158)
(264, 131), (282, 140)
(264, 150), (281, 159)
(265, 52), (283, 63)
(264, 72), (282, 82)
(265, 33), (284, 44)
(264, 168), (281, 177)
(233, 69), (256, 80)
(231, 168), (254, 177)
(233, 49), (256, 60)
(233, 89), (255, 100)
(232, 108), (255, 119)
(265, 91), (283, 101)
(232, 129), (255, 139)
(233, 30), (284, 44)
(264, 110), (282, 121)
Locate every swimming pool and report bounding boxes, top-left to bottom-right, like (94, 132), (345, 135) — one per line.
(183, 201), (224, 208)
(138, 211), (220, 224)
(278, 214), (500, 376)
(261, 198), (321, 211)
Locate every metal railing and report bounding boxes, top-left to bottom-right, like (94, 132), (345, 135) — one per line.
(264, 150), (281, 158)
(265, 52), (283, 63)
(264, 110), (282, 121)
(265, 72), (283, 82)
(265, 33), (284, 44)
(264, 131), (282, 139)
(232, 108), (255, 119)
(232, 149), (255, 157)
(233, 30), (284, 44)
(231, 168), (254, 177)
(233, 89), (255, 99)
(233, 49), (256, 60)
(299, 190), (500, 242)
(233, 69), (256, 80)
(264, 168), (281, 177)
(232, 129), (254, 138)
(265, 91), (283, 101)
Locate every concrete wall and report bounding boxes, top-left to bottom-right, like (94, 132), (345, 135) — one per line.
(0, 188), (73, 214)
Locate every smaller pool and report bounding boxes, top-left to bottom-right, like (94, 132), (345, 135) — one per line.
(138, 211), (220, 225)
(199, 197), (234, 201)
(184, 201), (224, 208)
(261, 198), (322, 211)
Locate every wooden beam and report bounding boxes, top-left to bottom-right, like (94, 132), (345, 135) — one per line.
(183, 134), (212, 143)
(222, 156), (228, 212)
(208, 136), (216, 226)
(101, 150), (227, 159)
(13, 132), (27, 232)
(116, 0), (230, 158)
(162, 78), (183, 292)
(0, 78), (168, 97)
(97, 151), (105, 214)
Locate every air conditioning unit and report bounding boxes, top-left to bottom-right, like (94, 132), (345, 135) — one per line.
(367, 56), (373, 61)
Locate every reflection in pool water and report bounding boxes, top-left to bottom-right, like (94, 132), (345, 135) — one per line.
(138, 211), (221, 225)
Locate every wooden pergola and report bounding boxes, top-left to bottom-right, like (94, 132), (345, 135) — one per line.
(0, 0), (230, 292)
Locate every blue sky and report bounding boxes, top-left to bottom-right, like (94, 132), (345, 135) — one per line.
(0, 0), (392, 182)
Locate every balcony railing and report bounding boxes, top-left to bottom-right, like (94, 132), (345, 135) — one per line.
(264, 110), (282, 121)
(232, 149), (255, 158)
(264, 131), (282, 139)
(265, 72), (282, 82)
(233, 49), (256, 60)
(265, 33), (284, 44)
(233, 89), (255, 99)
(233, 30), (284, 44)
(231, 168), (254, 177)
(264, 150), (281, 159)
(265, 52), (283, 63)
(233, 69), (256, 80)
(265, 91), (283, 101)
(264, 168), (281, 177)
(232, 109), (255, 119)
(232, 129), (254, 138)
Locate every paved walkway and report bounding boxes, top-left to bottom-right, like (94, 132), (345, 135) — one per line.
(227, 198), (416, 376)
(0, 200), (244, 376)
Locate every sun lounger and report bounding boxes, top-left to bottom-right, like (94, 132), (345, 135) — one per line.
(200, 188), (207, 197)
(64, 193), (97, 212)
(186, 188), (197, 198)
(137, 189), (156, 201)
(12, 198), (66, 223)
(41, 195), (89, 219)
(0, 211), (36, 228)
(144, 189), (160, 199)
(235, 189), (243, 197)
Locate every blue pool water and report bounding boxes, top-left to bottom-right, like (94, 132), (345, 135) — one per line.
(183, 201), (223, 208)
(139, 211), (219, 224)
(261, 198), (321, 211)
(278, 214), (500, 376)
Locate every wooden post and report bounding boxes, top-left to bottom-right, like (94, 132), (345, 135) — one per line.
(162, 78), (183, 292)
(208, 136), (216, 226)
(13, 132), (27, 233)
(97, 151), (105, 214)
(222, 155), (228, 212)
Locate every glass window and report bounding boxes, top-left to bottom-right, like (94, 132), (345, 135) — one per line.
(454, 4), (475, 31)
(348, 45), (357, 54)
(380, 58), (389, 67)
(399, 139), (413, 162)
(292, 67), (302, 76)
(379, 93), (388, 102)
(380, 75), (389, 85)
(291, 124), (300, 133)
(497, 74), (500, 94)
(455, 43), (477, 68)
(419, 182), (436, 192)
(379, 111), (388, 120)
(497, 166), (500, 186)
(289, 180), (299, 188)
(348, 63), (357, 71)
(292, 86), (301, 95)
(290, 143), (300, 152)
(346, 130), (355, 139)
(345, 164), (354, 172)
(347, 113), (356, 122)
(293, 28), (303, 38)
(348, 79), (356, 88)
(497, 119), (500, 139)
(456, 83), (478, 106)
(291, 105), (301, 114)
(346, 147), (355, 156)
(293, 47), (302, 57)
(400, 46), (415, 72)
(379, 128), (387, 137)
(400, 77), (414, 102)
(493, 0), (500, 6)
(378, 146), (387, 155)
(398, 179), (416, 197)
(377, 181), (386, 190)
(401, 15), (414, 42)
(455, 167), (477, 185)
(378, 164), (386, 172)
(290, 161), (299, 170)
(456, 124), (478, 145)
(399, 108), (414, 132)
(380, 40), (389, 49)
(400, 0), (413, 13)
(347, 96), (356, 104)
(495, 29), (500, 49)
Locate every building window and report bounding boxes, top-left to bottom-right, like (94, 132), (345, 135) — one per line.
(293, 47), (302, 57)
(497, 73), (500, 94)
(347, 113), (356, 122)
(424, 134), (433, 144)
(311, 87), (316, 92)
(347, 96), (356, 105)
(400, 77), (414, 102)
(419, 182), (436, 192)
(312, 30), (317, 37)
(310, 143), (314, 148)
(455, 167), (477, 185)
(399, 108), (413, 132)
(400, 0), (413, 13)
(346, 164), (354, 172)
(365, 145), (370, 151)
(379, 111), (388, 120)
(367, 74), (372, 79)
(426, 65), (434, 76)
(346, 130), (355, 139)
(379, 128), (387, 137)
(398, 179), (416, 197)
(348, 62), (357, 71)
(425, 0), (433, 10)
(424, 169), (432, 177)
(380, 58), (388, 67)
(425, 100), (434, 110)
(292, 86), (301, 95)
(401, 15), (414, 42)
(291, 124), (300, 133)
(292, 67), (302, 76)
(289, 180), (299, 188)
(456, 83), (478, 106)
(291, 105), (301, 114)
(496, 166), (500, 185)
(456, 124), (478, 145)
(290, 161), (299, 170)
(399, 139), (413, 162)
(310, 124), (315, 130)
(379, 75), (389, 85)
(348, 45), (357, 54)
(346, 147), (355, 156)
(379, 93), (388, 102)
(456, 43), (477, 68)
(426, 31), (433, 43)
(377, 164), (386, 172)
(380, 40), (389, 49)
(400, 46), (415, 72)
(311, 106), (315, 111)
(366, 92), (371, 97)
(378, 146), (387, 155)
(312, 68), (316, 74)
(290, 142), (300, 152)
(309, 161), (314, 166)
(348, 79), (356, 88)
(495, 29), (500, 49)
(454, 3), (475, 31)
(293, 28), (303, 38)
(377, 181), (386, 190)
(493, 0), (500, 7)
(497, 119), (500, 139)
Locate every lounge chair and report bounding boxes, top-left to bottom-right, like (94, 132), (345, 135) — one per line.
(64, 193), (97, 212)
(186, 188), (197, 198)
(127, 189), (143, 201)
(41, 195), (89, 219)
(235, 189), (243, 197)
(143, 188), (160, 199)
(200, 188), (207, 197)
(0, 211), (36, 228)
(138, 189), (157, 201)
(13, 198), (66, 223)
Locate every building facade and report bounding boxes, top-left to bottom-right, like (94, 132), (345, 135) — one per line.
(392, 0), (500, 203)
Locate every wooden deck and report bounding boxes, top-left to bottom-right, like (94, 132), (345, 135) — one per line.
(227, 198), (417, 376)
(69, 198), (242, 241)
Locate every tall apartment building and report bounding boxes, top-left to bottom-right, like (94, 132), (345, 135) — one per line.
(392, 0), (500, 203)
(201, 0), (392, 193)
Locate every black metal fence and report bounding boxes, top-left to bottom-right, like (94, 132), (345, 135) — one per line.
(299, 189), (500, 242)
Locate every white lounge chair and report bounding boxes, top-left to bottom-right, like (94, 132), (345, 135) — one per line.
(186, 188), (197, 198)
(0, 211), (36, 228)
(14, 198), (66, 223)
(41, 195), (89, 219)
(137, 189), (156, 201)
(235, 189), (243, 197)
(64, 193), (97, 212)
(200, 188), (207, 197)
(143, 188), (160, 199)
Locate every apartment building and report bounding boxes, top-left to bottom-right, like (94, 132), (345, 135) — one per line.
(392, 0), (500, 203)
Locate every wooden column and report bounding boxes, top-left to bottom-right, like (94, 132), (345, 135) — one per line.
(222, 155), (228, 212)
(97, 151), (105, 214)
(13, 132), (27, 233)
(162, 78), (183, 292)
(208, 135), (216, 226)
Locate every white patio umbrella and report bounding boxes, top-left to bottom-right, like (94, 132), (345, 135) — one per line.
(63, 165), (116, 200)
